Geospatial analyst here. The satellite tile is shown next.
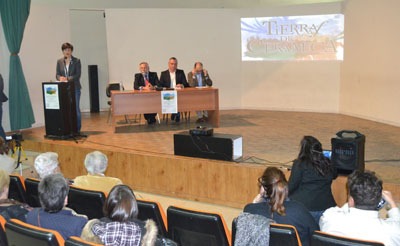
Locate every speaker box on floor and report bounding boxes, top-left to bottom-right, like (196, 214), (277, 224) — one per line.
(88, 65), (100, 113)
(331, 130), (365, 175)
(174, 131), (242, 161)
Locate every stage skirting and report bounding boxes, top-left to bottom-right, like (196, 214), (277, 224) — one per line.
(22, 138), (379, 209)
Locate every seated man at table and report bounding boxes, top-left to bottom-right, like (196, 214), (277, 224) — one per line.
(159, 57), (189, 123)
(188, 62), (213, 123)
(133, 61), (159, 124)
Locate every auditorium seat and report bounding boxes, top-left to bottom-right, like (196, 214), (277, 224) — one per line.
(310, 231), (385, 246)
(8, 175), (27, 203)
(106, 82), (130, 124)
(25, 178), (41, 207)
(136, 198), (168, 237)
(167, 205), (231, 246)
(232, 218), (300, 246)
(67, 185), (106, 219)
(0, 215), (8, 246)
(65, 236), (103, 246)
(269, 223), (301, 246)
(231, 217), (237, 245)
(5, 218), (64, 246)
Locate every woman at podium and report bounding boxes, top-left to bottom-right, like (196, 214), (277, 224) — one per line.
(56, 42), (82, 133)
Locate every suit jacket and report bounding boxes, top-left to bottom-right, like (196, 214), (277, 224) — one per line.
(133, 71), (159, 90)
(187, 71), (212, 87)
(0, 74), (8, 103)
(56, 56), (82, 90)
(159, 69), (189, 88)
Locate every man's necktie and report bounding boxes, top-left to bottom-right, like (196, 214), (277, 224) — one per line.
(145, 75), (150, 86)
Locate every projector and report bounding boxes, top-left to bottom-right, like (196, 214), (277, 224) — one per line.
(189, 126), (213, 136)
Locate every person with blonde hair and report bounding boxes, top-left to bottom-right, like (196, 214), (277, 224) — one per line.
(34, 152), (61, 179)
(243, 167), (318, 246)
(0, 137), (15, 174)
(0, 168), (30, 221)
(74, 151), (122, 194)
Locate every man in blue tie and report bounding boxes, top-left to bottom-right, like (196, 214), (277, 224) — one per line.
(187, 62), (213, 123)
(133, 62), (159, 124)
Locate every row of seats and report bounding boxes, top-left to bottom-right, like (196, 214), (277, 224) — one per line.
(6, 175), (384, 246)
(0, 216), (101, 246)
(0, 210), (386, 246)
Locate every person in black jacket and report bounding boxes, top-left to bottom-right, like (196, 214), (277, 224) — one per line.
(158, 57), (189, 123)
(133, 62), (159, 124)
(0, 74), (7, 140)
(288, 136), (337, 224)
(244, 167), (318, 246)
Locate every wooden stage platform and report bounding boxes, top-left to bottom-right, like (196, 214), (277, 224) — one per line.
(21, 110), (400, 208)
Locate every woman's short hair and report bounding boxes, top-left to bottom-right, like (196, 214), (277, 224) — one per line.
(38, 174), (69, 213)
(348, 170), (382, 210)
(84, 151), (108, 175)
(0, 137), (9, 155)
(259, 167), (288, 217)
(34, 152), (60, 179)
(103, 185), (138, 222)
(61, 42), (73, 51)
(0, 168), (10, 195)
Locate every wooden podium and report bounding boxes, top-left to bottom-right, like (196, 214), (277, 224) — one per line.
(42, 82), (78, 139)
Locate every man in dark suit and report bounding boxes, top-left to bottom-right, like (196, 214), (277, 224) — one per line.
(133, 62), (159, 124)
(187, 62), (213, 123)
(159, 57), (189, 122)
(0, 74), (7, 140)
(56, 42), (82, 133)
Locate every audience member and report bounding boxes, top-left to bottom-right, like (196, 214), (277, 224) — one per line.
(26, 174), (87, 239)
(187, 62), (213, 123)
(288, 136), (337, 223)
(159, 57), (189, 123)
(0, 137), (15, 174)
(244, 167), (318, 246)
(320, 170), (400, 246)
(0, 168), (30, 221)
(34, 152), (61, 179)
(81, 185), (158, 245)
(0, 74), (8, 141)
(133, 61), (159, 124)
(74, 151), (122, 194)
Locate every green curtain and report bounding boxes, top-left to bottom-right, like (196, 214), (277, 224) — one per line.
(0, 0), (35, 130)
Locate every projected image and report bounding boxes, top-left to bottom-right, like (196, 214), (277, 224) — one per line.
(241, 14), (344, 61)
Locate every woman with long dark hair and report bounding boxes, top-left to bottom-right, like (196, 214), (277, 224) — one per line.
(244, 167), (318, 246)
(288, 136), (337, 224)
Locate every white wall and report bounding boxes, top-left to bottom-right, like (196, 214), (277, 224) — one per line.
(70, 10), (110, 111)
(0, 5), (70, 130)
(239, 3), (342, 112)
(105, 8), (242, 109)
(5, 1), (400, 130)
(105, 3), (342, 111)
(340, 0), (400, 126)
